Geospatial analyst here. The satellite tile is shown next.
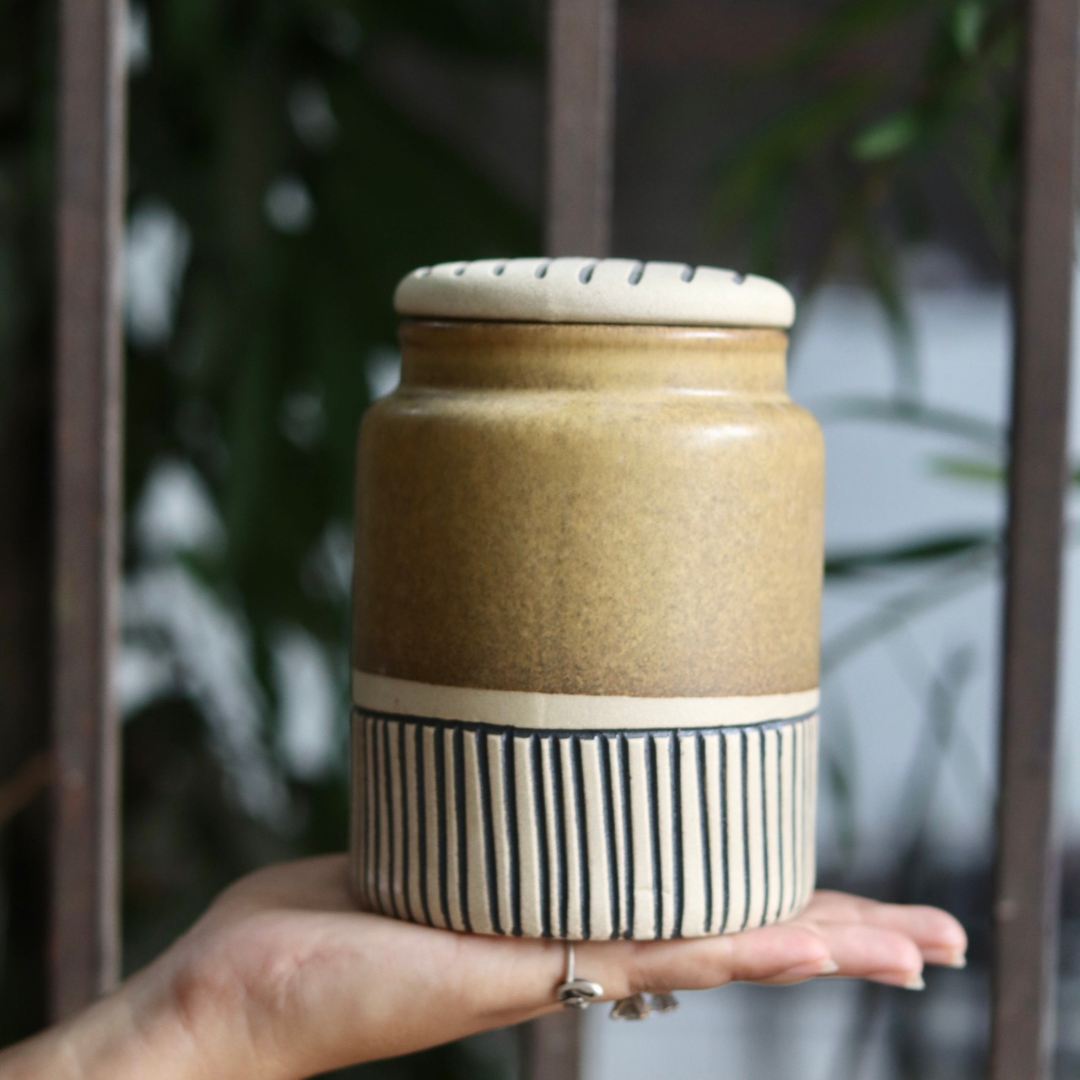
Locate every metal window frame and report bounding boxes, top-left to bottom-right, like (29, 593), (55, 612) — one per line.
(990, 0), (1078, 1076)
(50, 0), (126, 1019)
(47, 0), (1079, 1076)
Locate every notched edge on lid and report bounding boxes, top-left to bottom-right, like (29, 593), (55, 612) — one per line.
(393, 257), (795, 328)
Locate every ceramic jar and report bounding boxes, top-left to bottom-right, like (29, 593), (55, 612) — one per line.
(350, 258), (824, 940)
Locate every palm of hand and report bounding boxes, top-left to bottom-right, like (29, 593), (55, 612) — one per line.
(149, 855), (965, 1080)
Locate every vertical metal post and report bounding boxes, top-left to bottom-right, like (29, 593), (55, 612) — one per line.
(545, 0), (618, 257)
(50, 0), (126, 1019)
(521, 1006), (583, 1080)
(522, 1), (619, 1076)
(989, 0), (1079, 1074)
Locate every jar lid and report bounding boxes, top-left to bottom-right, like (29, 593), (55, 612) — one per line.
(394, 257), (795, 329)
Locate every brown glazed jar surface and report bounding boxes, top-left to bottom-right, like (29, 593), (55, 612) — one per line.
(353, 319), (824, 700)
(351, 313), (824, 940)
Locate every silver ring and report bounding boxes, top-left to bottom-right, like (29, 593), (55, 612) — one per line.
(556, 942), (603, 1010)
(610, 991), (680, 1021)
(649, 991), (680, 1013)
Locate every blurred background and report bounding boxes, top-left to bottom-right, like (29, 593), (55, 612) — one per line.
(1, 0), (1078, 1076)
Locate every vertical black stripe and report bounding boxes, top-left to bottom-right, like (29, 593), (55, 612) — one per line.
(794, 722), (801, 908)
(794, 721), (803, 915)
(530, 736), (551, 938)
(599, 736), (620, 938)
(398, 721), (413, 922)
(794, 719), (804, 909)
(571, 737), (591, 940)
(371, 719), (383, 914)
(618, 734), (634, 939)
(361, 715), (370, 907)
(348, 716), (357, 896)
(476, 731), (502, 935)
(807, 716), (815, 903)
(434, 728), (450, 929)
(646, 736), (662, 939)
(794, 721), (803, 913)
(368, 716), (378, 909)
(368, 716), (378, 908)
(453, 726), (471, 932)
(718, 734), (729, 933)
(671, 733), (684, 937)
(360, 717), (368, 891)
(354, 714), (366, 907)
(802, 719), (810, 905)
(695, 734), (712, 935)
(797, 720), (806, 908)
(415, 724), (432, 928)
(758, 730), (770, 926)
(739, 729), (752, 932)
(382, 720), (400, 919)
(352, 714), (364, 905)
(776, 728), (786, 918)
(503, 734), (522, 936)
(551, 737), (569, 939)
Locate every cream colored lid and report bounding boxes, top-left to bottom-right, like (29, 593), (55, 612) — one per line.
(394, 257), (795, 328)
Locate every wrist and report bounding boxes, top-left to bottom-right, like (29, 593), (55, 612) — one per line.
(0, 967), (209, 1080)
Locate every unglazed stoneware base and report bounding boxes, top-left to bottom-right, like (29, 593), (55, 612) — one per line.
(350, 675), (818, 940)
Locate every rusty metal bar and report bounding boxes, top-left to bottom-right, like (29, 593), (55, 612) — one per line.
(544, 0), (618, 257)
(521, 1007), (583, 1080)
(50, 0), (126, 1019)
(989, 0), (1079, 1074)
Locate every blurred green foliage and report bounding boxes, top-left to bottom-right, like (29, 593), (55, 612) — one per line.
(712, 0), (1018, 392)
(121, 3), (538, 1077)
(0, 0), (1044, 1075)
(1, 0), (538, 1073)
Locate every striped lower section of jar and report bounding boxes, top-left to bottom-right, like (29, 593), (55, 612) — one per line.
(350, 709), (817, 940)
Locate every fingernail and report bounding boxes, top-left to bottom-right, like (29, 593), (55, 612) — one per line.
(923, 946), (967, 969)
(779, 957), (839, 980)
(867, 970), (924, 990)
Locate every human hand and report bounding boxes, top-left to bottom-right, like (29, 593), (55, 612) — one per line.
(0, 854), (966, 1080)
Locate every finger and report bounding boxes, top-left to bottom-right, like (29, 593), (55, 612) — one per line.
(803, 891), (967, 966)
(577, 921), (836, 997)
(802, 921), (925, 989)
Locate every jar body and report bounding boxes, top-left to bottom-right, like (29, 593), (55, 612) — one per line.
(351, 321), (824, 939)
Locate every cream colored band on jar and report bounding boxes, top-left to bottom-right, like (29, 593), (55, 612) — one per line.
(352, 671), (819, 731)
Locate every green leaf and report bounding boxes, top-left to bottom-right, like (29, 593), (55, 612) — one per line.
(711, 79), (876, 248)
(826, 531), (997, 577)
(930, 455), (1005, 483)
(932, 454), (1080, 486)
(849, 108), (922, 160)
(816, 397), (1006, 447)
(952, 0), (985, 58)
